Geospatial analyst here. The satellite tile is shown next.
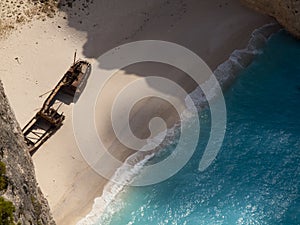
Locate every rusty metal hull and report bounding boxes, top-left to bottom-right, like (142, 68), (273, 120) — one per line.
(22, 60), (91, 154)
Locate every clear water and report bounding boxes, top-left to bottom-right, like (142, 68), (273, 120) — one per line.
(98, 31), (300, 225)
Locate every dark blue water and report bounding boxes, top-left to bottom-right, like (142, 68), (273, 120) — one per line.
(99, 31), (300, 225)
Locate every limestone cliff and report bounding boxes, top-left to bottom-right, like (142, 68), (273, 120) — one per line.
(241, 0), (300, 38)
(0, 81), (55, 225)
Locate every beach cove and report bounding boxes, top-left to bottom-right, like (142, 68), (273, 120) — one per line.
(0, 0), (275, 224)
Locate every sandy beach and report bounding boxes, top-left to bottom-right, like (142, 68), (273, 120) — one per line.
(0, 0), (274, 224)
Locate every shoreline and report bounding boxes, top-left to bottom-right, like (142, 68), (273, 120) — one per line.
(78, 22), (281, 225)
(0, 1), (275, 224)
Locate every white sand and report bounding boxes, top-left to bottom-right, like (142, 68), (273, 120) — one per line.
(0, 0), (274, 224)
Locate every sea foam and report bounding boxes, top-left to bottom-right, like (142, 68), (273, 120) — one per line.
(77, 23), (281, 225)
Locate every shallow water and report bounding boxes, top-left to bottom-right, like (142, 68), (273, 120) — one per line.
(97, 31), (300, 225)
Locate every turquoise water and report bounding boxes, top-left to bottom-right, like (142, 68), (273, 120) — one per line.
(99, 31), (300, 225)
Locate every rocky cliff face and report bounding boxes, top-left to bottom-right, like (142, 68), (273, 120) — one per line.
(0, 81), (55, 225)
(241, 0), (300, 38)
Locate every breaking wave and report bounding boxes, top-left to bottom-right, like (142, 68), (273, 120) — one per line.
(77, 23), (281, 225)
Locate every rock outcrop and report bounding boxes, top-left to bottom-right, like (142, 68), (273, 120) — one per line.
(241, 0), (300, 38)
(0, 81), (55, 225)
